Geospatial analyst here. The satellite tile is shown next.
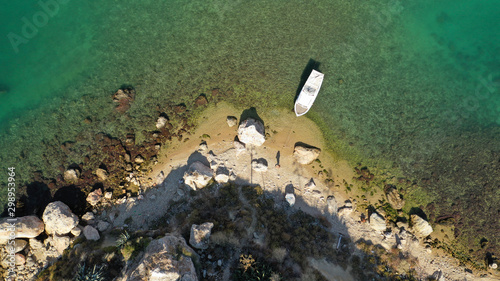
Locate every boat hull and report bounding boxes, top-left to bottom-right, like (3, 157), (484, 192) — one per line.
(294, 70), (324, 117)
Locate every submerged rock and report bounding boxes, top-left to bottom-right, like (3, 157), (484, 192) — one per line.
(189, 222), (214, 249)
(385, 186), (405, 209)
(63, 168), (80, 182)
(156, 116), (169, 129)
(237, 118), (265, 146)
(293, 144), (321, 165)
(42, 201), (79, 235)
(95, 168), (108, 181)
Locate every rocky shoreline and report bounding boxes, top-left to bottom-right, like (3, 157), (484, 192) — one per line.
(1, 100), (499, 280)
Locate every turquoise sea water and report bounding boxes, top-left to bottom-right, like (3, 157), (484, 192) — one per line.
(0, 0), (499, 254)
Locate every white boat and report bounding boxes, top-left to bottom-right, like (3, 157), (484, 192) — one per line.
(294, 69), (324, 117)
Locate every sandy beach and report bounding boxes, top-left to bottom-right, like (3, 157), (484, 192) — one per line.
(103, 102), (498, 280)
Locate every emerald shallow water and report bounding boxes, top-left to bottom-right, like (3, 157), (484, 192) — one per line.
(0, 0), (499, 255)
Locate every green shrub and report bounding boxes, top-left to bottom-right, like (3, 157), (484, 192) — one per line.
(73, 263), (106, 281)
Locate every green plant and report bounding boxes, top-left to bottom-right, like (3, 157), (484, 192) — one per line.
(73, 263), (106, 281)
(115, 231), (130, 248)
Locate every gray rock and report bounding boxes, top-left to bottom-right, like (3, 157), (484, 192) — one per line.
(63, 168), (80, 182)
(233, 140), (246, 156)
(189, 222), (214, 249)
(305, 179), (316, 190)
(119, 234), (197, 281)
(97, 221), (110, 232)
(13, 239), (28, 253)
(214, 166), (230, 183)
(1, 253), (26, 267)
(285, 193), (296, 207)
(237, 118), (265, 146)
(70, 226), (82, 237)
(47, 234), (71, 255)
(0, 216), (44, 243)
(82, 212), (95, 223)
(370, 213), (387, 232)
(42, 201), (79, 235)
(293, 145), (321, 165)
(183, 161), (213, 190)
(411, 214), (433, 237)
(83, 225), (100, 241)
(327, 195), (338, 214)
(226, 116), (238, 127)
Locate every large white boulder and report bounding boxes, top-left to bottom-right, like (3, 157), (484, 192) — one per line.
(411, 214), (433, 237)
(237, 118), (265, 146)
(369, 213), (387, 232)
(42, 201), (79, 235)
(183, 161), (213, 190)
(293, 145), (321, 165)
(189, 222), (214, 249)
(0, 216), (44, 243)
(119, 234), (197, 281)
